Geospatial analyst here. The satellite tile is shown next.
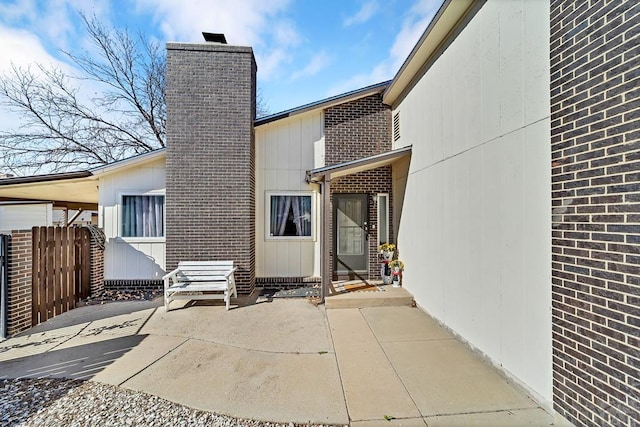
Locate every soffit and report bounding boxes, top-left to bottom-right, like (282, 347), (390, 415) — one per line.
(0, 175), (98, 204)
(383, 0), (475, 106)
(306, 146), (411, 182)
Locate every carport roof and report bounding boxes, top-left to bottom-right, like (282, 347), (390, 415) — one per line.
(0, 172), (98, 204)
(0, 149), (166, 204)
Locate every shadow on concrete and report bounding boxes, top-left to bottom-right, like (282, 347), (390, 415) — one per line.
(21, 300), (161, 336)
(0, 334), (147, 380)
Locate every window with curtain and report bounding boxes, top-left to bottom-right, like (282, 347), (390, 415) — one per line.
(122, 195), (165, 238)
(269, 194), (312, 238)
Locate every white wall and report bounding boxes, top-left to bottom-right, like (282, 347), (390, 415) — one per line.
(255, 111), (323, 278)
(0, 203), (52, 233)
(99, 158), (166, 280)
(394, 0), (552, 403)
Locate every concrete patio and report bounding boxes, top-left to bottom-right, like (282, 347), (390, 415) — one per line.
(0, 294), (573, 426)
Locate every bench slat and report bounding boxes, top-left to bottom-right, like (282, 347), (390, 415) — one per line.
(178, 261), (234, 267)
(164, 260), (237, 311)
(168, 283), (229, 291)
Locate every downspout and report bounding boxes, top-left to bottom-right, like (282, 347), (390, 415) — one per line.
(306, 171), (331, 304)
(321, 178), (331, 304)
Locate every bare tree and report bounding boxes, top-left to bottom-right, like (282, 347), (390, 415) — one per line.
(256, 87), (270, 119)
(0, 14), (166, 174)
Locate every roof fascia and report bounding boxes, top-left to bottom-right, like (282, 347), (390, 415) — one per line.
(256, 81), (391, 127)
(89, 149), (166, 176)
(0, 171), (92, 187)
(306, 146), (412, 182)
(383, 0), (480, 107)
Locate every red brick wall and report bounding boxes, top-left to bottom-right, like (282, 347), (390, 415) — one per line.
(325, 93), (393, 280)
(90, 237), (104, 296)
(6, 230), (32, 336)
(550, 1), (640, 425)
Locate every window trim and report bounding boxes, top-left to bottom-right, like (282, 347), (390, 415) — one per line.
(265, 191), (316, 241)
(377, 193), (389, 246)
(117, 190), (166, 243)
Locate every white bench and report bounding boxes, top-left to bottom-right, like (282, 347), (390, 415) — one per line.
(163, 261), (238, 311)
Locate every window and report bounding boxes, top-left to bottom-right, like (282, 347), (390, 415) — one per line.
(377, 193), (389, 245)
(121, 194), (165, 238)
(268, 193), (313, 239)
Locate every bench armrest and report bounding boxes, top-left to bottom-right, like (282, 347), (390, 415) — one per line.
(224, 267), (238, 279)
(162, 268), (181, 281)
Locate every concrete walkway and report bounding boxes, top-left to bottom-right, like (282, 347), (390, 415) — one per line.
(0, 298), (572, 426)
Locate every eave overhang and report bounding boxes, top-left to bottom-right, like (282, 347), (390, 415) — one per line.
(0, 148), (166, 205)
(0, 173), (98, 204)
(306, 145), (412, 183)
(383, 0), (476, 107)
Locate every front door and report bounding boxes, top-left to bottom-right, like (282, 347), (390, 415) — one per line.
(334, 194), (369, 279)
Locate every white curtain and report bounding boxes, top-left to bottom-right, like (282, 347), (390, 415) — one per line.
(123, 195), (164, 237)
(291, 196), (311, 236)
(270, 195), (311, 237)
(271, 196), (292, 236)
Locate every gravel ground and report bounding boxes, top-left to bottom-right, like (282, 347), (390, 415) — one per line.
(79, 290), (162, 305)
(0, 379), (344, 427)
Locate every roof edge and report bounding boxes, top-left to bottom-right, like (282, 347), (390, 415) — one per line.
(0, 171), (92, 186)
(306, 145), (412, 182)
(383, 0), (476, 106)
(90, 148), (166, 176)
(256, 80), (391, 126)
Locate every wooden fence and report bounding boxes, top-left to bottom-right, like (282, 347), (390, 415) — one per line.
(32, 226), (91, 325)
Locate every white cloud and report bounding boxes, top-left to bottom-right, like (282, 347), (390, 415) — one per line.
(389, 0), (441, 71)
(0, 0), (38, 22)
(343, 1), (379, 27)
(256, 49), (289, 80)
(290, 51), (331, 81)
(329, 0), (441, 97)
(326, 61), (392, 98)
(0, 26), (61, 72)
(135, 0), (298, 79)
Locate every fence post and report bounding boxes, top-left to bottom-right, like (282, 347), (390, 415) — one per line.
(0, 234), (8, 340)
(5, 230), (34, 336)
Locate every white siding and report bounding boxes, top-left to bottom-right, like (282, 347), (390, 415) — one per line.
(256, 111), (323, 278)
(99, 158), (166, 280)
(0, 203), (52, 233)
(394, 0), (552, 403)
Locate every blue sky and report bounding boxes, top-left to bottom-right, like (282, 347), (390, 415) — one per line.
(0, 0), (441, 120)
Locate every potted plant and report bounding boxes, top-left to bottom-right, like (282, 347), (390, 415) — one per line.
(389, 259), (405, 287)
(379, 243), (396, 285)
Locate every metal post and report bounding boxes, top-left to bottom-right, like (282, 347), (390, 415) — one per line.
(0, 234), (8, 340)
(321, 179), (331, 303)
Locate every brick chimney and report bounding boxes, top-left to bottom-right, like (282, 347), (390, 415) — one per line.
(165, 35), (257, 294)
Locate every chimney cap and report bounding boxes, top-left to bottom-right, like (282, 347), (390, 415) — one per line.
(202, 32), (227, 44)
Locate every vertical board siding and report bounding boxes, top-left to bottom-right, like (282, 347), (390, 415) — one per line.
(255, 112), (323, 278)
(99, 157), (166, 281)
(31, 227), (90, 326)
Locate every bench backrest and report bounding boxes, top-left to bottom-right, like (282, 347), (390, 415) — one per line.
(175, 261), (235, 282)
